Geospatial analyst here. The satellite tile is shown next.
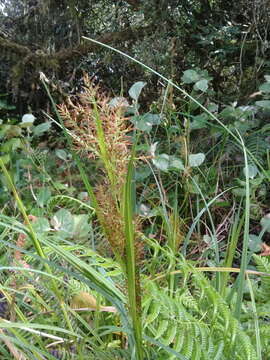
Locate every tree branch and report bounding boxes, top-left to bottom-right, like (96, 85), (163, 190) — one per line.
(0, 37), (31, 56)
(0, 25), (153, 63)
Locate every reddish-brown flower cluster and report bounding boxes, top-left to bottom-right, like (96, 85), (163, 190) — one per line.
(58, 75), (144, 262)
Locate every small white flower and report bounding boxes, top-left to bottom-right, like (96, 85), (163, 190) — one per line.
(21, 114), (36, 124)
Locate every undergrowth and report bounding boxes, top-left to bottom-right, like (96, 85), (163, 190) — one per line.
(0, 42), (270, 359)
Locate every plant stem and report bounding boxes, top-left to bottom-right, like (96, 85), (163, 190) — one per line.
(234, 131), (250, 319)
(124, 155), (143, 360)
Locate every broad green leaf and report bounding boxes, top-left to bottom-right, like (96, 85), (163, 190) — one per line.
(220, 106), (237, 119)
(232, 187), (246, 197)
(55, 149), (68, 161)
(250, 177), (263, 187)
(181, 69), (200, 84)
(259, 82), (270, 93)
(260, 215), (270, 232)
(37, 187), (51, 208)
(72, 214), (90, 241)
(243, 164), (258, 179)
(143, 113), (161, 125)
(189, 153), (205, 167)
(152, 154), (170, 171)
(187, 174), (201, 194)
(132, 113), (161, 132)
(0, 99), (15, 110)
(190, 113), (208, 130)
(51, 208), (74, 235)
(248, 234), (262, 252)
(109, 96), (129, 108)
(169, 157), (185, 170)
(250, 203), (262, 220)
(135, 165), (151, 181)
(128, 81), (146, 101)
(255, 100), (270, 109)
(194, 79), (208, 92)
(32, 217), (51, 233)
(189, 95), (205, 112)
(33, 122), (51, 136)
(207, 102), (219, 113)
(131, 115), (152, 132)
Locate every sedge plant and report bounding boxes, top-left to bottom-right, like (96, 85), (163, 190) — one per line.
(47, 76), (144, 359)
(1, 37), (269, 359)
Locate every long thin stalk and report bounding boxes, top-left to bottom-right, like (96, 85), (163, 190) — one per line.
(151, 266), (270, 282)
(247, 275), (262, 360)
(221, 209), (244, 297)
(234, 131), (250, 319)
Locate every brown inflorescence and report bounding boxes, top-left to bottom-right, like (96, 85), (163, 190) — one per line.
(58, 75), (144, 262)
(58, 74), (132, 191)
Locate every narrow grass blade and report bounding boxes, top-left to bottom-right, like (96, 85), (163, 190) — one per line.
(234, 131), (250, 319)
(123, 154), (143, 360)
(246, 275), (262, 360)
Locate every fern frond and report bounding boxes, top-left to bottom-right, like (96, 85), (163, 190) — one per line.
(143, 261), (257, 359)
(253, 254), (270, 293)
(47, 195), (95, 215)
(245, 133), (268, 165)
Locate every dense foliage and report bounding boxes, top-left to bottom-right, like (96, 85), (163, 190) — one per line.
(1, 0), (270, 109)
(1, 1), (270, 359)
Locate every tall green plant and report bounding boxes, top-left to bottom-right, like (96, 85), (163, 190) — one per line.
(45, 76), (144, 359)
(123, 154), (143, 360)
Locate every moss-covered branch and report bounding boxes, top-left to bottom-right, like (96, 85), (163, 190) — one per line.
(0, 25), (153, 64)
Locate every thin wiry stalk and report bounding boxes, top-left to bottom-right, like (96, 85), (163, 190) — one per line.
(221, 207), (244, 297)
(247, 275), (262, 360)
(151, 266), (270, 282)
(190, 177), (221, 290)
(234, 130), (250, 319)
(144, 159), (178, 294)
(183, 188), (233, 256)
